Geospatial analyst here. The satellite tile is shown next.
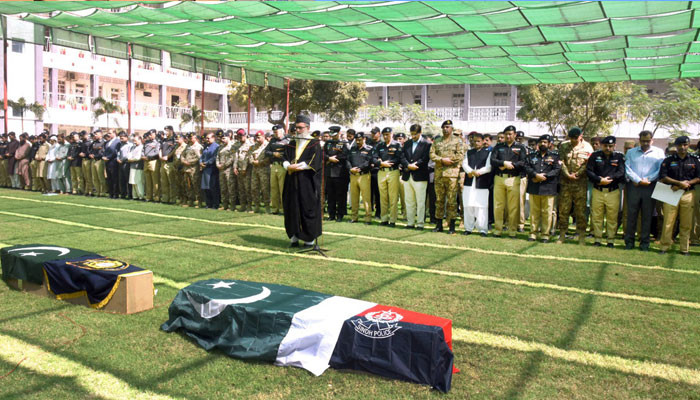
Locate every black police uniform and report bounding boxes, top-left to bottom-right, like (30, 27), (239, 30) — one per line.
(524, 150), (561, 196)
(324, 137), (349, 221)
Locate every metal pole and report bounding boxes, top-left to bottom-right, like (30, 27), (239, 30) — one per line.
(127, 44), (132, 134)
(247, 84), (251, 135)
(285, 78), (290, 133)
(3, 35), (8, 134)
(200, 71), (205, 136)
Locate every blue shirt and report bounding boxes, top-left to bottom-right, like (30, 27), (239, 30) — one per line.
(624, 145), (665, 184)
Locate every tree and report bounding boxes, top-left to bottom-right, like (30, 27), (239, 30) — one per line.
(91, 97), (122, 130)
(628, 79), (700, 137)
(8, 97), (45, 132)
(517, 82), (639, 138)
(179, 105), (211, 132)
(361, 102), (438, 130)
(360, 104), (389, 126)
(230, 80), (368, 127)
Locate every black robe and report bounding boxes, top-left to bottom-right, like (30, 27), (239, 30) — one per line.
(283, 138), (323, 242)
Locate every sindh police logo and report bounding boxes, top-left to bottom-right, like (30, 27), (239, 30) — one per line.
(352, 309), (403, 339)
(67, 258), (130, 271)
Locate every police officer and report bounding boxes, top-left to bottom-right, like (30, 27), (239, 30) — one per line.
(558, 127), (593, 244)
(80, 131), (93, 196)
(367, 126), (382, 218)
(216, 130), (236, 211)
(586, 136), (625, 247)
(516, 130), (528, 232)
(89, 130), (107, 197)
(490, 125), (527, 238)
(374, 127), (405, 227)
(159, 125), (177, 204)
(347, 131), (374, 224)
(265, 125), (289, 215)
(324, 126), (349, 222)
(524, 135), (561, 242)
(658, 136), (700, 255)
(66, 131), (83, 194)
(430, 120), (466, 234)
(142, 129), (161, 202)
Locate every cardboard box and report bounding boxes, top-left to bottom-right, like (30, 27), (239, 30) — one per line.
(4, 270), (154, 314)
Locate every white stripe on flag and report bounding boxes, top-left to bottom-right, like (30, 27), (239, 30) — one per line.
(275, 296), (376, 376)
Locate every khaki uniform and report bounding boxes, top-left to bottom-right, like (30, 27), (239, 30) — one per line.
(429, 134), (465, 222)
(235, 139), (253, 211)
(33, 142), (50, 192)
(173, 142), (188, 204)
(216, 142), (236, 210)
(558, 140), (593, 243)
(661, 191), (696, 253)
(181, 142), (202, 207)
(0, 158), (8, 187)
(248, 140), (270, 212)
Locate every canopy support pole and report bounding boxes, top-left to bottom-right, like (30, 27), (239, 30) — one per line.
(200, 71), (205, 136)
(285, 78), (290, 133)
(247, 84), (251, 135)
(127, 44), (132, 134)
(3, 31), (8, 134)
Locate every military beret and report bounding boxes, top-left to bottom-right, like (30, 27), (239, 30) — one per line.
(255, 130), (265, 137)
(381, 127), (392, 134)
(311, 130), (321, 138)
(295, 114), (311, 125)
(221, 130), (232, 138)
(164, 125), (174, 131)
(538, 134), (553, 142)
(601, 135), (616, 145)
(328, 126), (341, 133)
(355, 131), (365, 138)
(503, 125), (516, 132)
(516, 130), (525, 138)
(674, 135), (690, 145)
(371, 127), (380, 134)
(567, 127), (582, 138)
(394, 132), (406, 139)
(272, 124), (281, 131)
(226, 129), (234, 135)
(347, 129), (356, 136)
(442, 120), (453, 128)
(216, 128), (224, 136)
(236, 128), (246, 136)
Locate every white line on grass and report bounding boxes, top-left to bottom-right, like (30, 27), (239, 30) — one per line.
(1, 195), (696, 276)
(0, 333), (180, 400)
(2, 210), (700, 311)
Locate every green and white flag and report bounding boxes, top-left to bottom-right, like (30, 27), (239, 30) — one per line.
(161, 279), (375, 376)
(1, 244), (99, 284)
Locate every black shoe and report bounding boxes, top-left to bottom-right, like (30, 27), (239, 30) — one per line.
(388, 222), (396, 227)
(517, 228), (525, 233)
(480, 232), (487, 237)
(625, 243), (634, 250)
(593, 242), (602, 247)
(405, 225), (414, 230)
(349, 220), (357, 224)
(415, 226), (424, 231)
(290, 242), (300, 248)
(527, 238), (535, 242)
(542, 239), (549, 243)
(462, 231), (472, 236)
(681, 251), (689, 256)
(336, 217), (343, 222)
(659, 250), (667, 254)
(448, 220), (456, 234)
(380, 221), (389, 226)
(607, 243), (614, 248)
(639, 246), (649, 252)
(364, 222), (372, 225)
(432, 220), (443, 232)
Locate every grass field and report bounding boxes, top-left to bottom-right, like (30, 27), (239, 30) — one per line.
(1, 187), (699, 399)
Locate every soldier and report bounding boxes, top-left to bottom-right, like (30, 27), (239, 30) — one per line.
(586, 136), (625, 247)
(0, 134), (8, 187)
(324, 126), (349, 222)
(557, 127), (593, 244)
(172, 133), (188, 204)
(66, 132), (83, 194)
(180, 133), (202, 207)
(401, 124), (431, 230)
(430, 120), (466, 234)
(216, 130), (236, 210)
(524, 135), (561, 242)
(347, 131), (374, 224)
(89, 130), (106, 197)
(265, 125), (289, 215)
(248, 130), (270, 213)
(80, 131), (93, 196)
(367, 126), (382, 219)
(234, 129), (253, 212)
(142, 129), (161, 202)
(159, 125), (177, 204)
(658, 136), (700, 255)
(489, 125), (527, 238)
(374, 127), (405, 227)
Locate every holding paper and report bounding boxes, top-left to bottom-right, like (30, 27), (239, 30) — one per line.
(651, 182), (683, 207)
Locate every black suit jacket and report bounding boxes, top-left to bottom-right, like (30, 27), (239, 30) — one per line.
(401, 139), (431, 182)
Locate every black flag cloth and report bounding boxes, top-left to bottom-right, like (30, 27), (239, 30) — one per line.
(282, 138), (323, 243)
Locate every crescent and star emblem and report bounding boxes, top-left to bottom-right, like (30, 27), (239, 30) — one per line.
(187, 281), (272, 319)
(8, 246), (71, 257)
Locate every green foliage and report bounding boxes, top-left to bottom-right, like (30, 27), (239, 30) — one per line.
(8, 97), (45, 132)
(362, 102), (438, 129)
(230, 80), (367, 126)
(517, 82), (638, 137)
(91, 97), (122, 130)
(628, 79), (700, 136)
(179, 105), (211, 131)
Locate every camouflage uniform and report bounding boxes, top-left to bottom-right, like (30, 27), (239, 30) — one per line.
(235, 139), (254, 211)
(181, 142), (202, 207)
(429, 134), (465, 222)
(558, 139), (593, 243)
(173, 142), (188, 204)
(216, 142), (236, 210)
(248, 139), (270, 213)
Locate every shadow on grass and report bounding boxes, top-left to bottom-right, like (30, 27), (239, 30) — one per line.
(501, 263), (608, 399)
(0, 303), (70, 325)
(0, 363), (110, 400)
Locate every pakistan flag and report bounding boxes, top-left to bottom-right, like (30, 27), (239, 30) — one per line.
(1, 244), (99, 284)
(161, 279), (376, 376)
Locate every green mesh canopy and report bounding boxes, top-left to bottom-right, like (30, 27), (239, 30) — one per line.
(3, 1), (700, 84)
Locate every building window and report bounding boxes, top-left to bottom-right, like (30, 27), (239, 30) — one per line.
(413, 94), (421, 105)
(12, 107), (21, 117)
(11, 41), (24, 53)
(110, 88), (121, 102)
(143, 91), (152, 97)
(58, 80), (66, 94)
(171, 95), (180, 106)
(494, 92), (509, 106)
(452, 93), (464, 107)
(75, 83), (86, 103)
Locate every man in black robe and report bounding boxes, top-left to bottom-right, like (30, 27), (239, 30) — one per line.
(283, 114), (323, 247)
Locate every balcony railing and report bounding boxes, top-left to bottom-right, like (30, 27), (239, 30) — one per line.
(469, 106), (510, 121)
